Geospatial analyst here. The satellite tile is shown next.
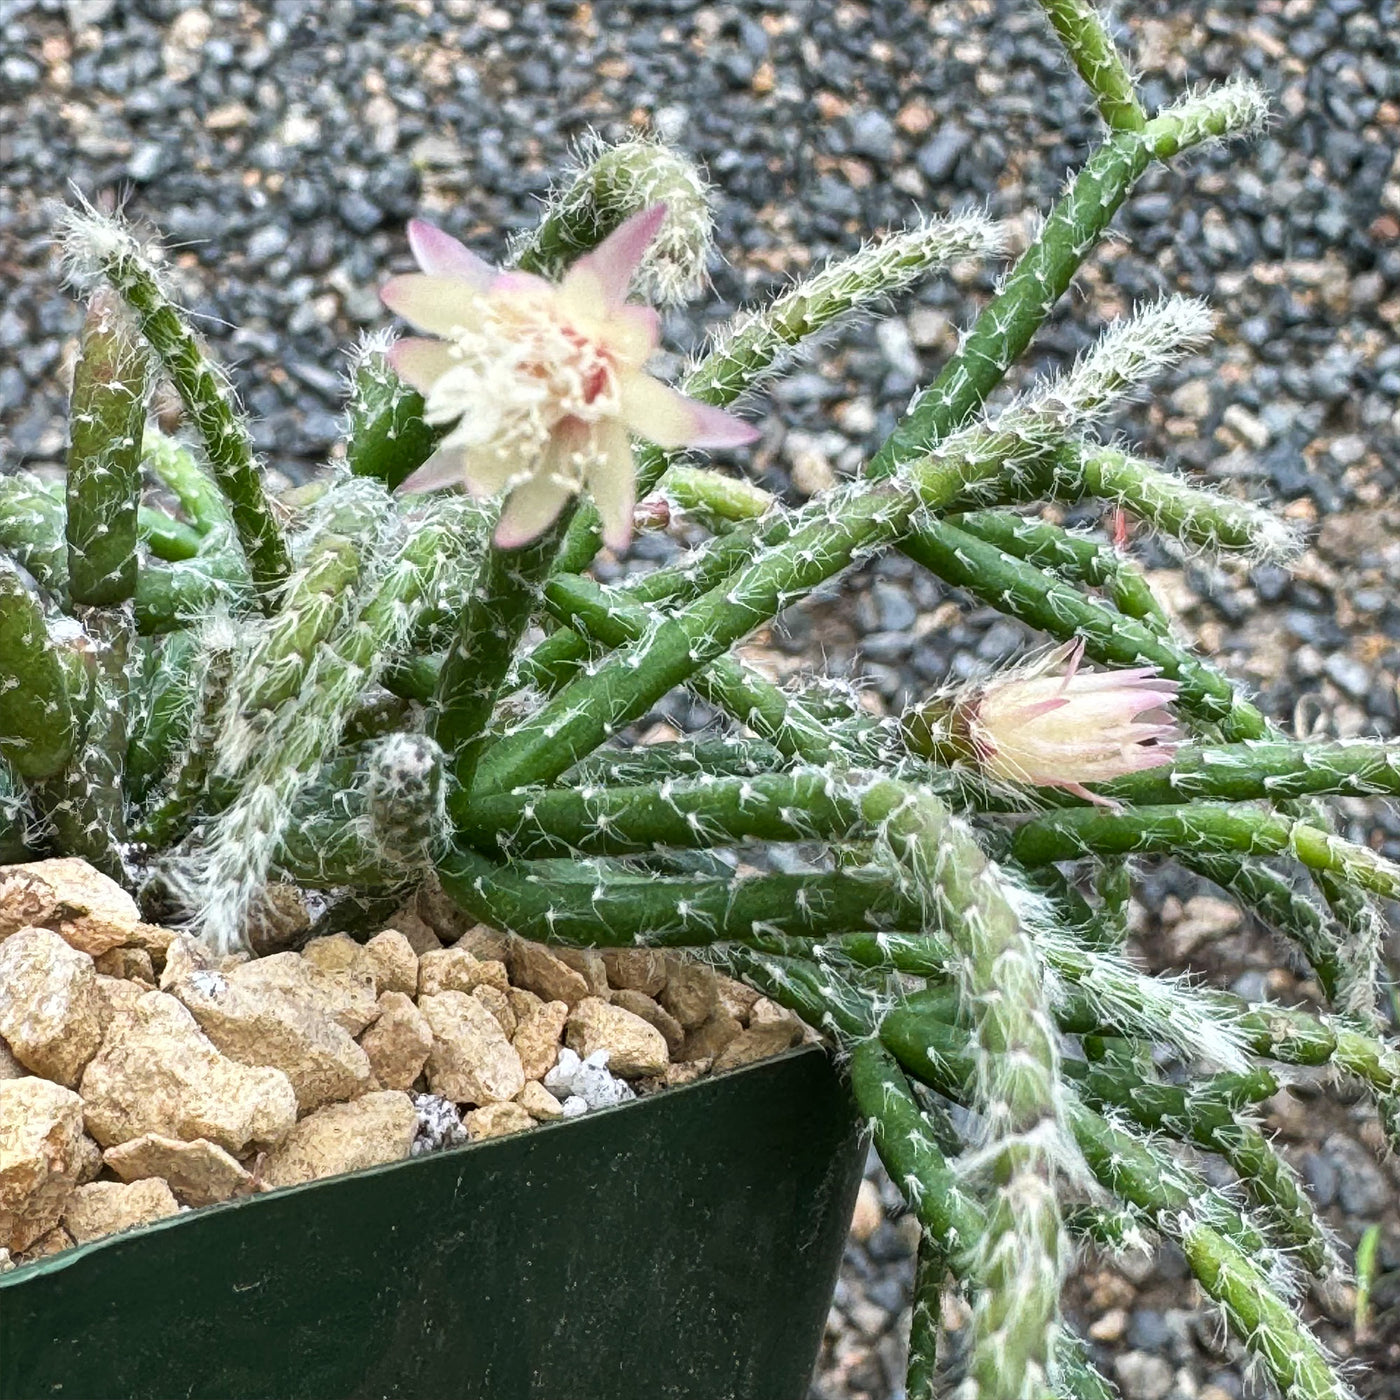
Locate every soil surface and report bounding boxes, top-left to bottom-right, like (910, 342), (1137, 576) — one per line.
(3, 0), (1399, 1394)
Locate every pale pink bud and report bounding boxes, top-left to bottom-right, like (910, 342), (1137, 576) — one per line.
(958, 641), (1180, 802)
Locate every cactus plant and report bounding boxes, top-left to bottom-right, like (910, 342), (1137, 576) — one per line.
(2, 7), (1394, 1396)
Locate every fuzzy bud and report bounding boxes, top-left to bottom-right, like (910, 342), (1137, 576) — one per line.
(905, 641), (1180, 802)
(519, 133), (714, 304)
(365, 731), (447, 867)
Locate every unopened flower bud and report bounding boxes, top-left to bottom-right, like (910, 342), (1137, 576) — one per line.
(903, 640), (1180, 802)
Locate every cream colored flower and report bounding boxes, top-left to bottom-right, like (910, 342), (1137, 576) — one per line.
(961, 640), (1180, 802)
(380, 207), (758, 550)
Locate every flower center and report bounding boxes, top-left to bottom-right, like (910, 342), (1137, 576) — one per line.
(427, 291), (621, 477)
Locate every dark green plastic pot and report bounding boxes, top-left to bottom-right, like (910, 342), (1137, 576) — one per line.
(0, 1046), (863, 1400)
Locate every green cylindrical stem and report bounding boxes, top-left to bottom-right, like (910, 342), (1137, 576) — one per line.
(750, 902), (1252, 1076)
(0, 473), (234, 614)
(867, 82), (1263, 478)
(881, 998), (1276, 1266)
(224, 532), (364, 743)
(882, 788), (1066, 1400)
(344, 341), (440, 490)
(518, 137), (711, 287)
(1052, 1340), (1119, 1400)
(137, 508), (202, 562)
(0, 757), (32, 863)
(906, 1231), (941, 1400)
(1086, 859), (1133, 948)
(142, 429), (232, 535)
(847, 1038), (985, 1265)
(38, 607), (132, 878)
(1030, 442), (1297, 562)
(132, 622), (236, 849)
(125, 630), (202, 803)
(1010, 802), (1400, 903)
(470, 477), (912, 794)
(437, 845), (916, 949)
(659, 464), (773, 528)
(535, 572), (843, 764)
(951, 509), (1169, 631)
(531, 497), (799, 691)
(0, 560), (82, 782)
(82, 222), (290, 602)
(566, 737), (785, 785)
(1062, 1203), (1154, 1256)
(134, 553), (252, 634)
(1067, 1059), (1332, 1275)
(1183, 1224), (1353, 1400)
(0, 473), (70, 604)
(457, 767), (867, 857)
(905, 518), (1267, 737)
(65, 290), (148, 607)
(431, 513), (575, 792)
(1034, 0), (1145, 131)
(1093, 739), (1400, 806)
(1183, 852), (1342, 1004)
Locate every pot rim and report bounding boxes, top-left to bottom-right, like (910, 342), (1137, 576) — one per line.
(1, 1042), (832, 1286)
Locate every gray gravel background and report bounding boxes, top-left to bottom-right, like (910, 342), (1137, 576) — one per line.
(3, 0), (1400, 1396)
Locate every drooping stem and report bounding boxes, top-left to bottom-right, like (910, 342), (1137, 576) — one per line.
(1009, 802), (1400, 903)
(1183, 1224), (1355, 1400)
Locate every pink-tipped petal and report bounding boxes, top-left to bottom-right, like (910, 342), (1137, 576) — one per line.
(406, 220), (496, 286)
(387, 337), (458, 395)
(494, 471), (572, 548)
(620, 374), (760, 449)
(588, 420), (636, 553)
(398, 448), (465, 495)
(381, 274), (487, 336)
(567, 204), (668, 308)
(682, 400), (763, 449)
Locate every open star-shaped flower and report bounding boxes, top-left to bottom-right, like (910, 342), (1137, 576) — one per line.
(380, 206), (759, 550)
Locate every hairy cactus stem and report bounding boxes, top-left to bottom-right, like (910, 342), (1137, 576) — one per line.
(431, 511), (580, 792)
(1065, 1057), (1337, 1277)
(131, 613), (237, 850)
(188, 496), (479, 952)
(59, 203), (291, 602)
(36, 605), (134, 881)
(142, 428), (233, 536)
(0, 559), (84, 783)
(1033, 0), (1145, 131)
(1009, 802), (1400, 904)
(867, 80), (1266, 479)
(65, 289), (148, 609)
(950, 509), (1170, 632)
